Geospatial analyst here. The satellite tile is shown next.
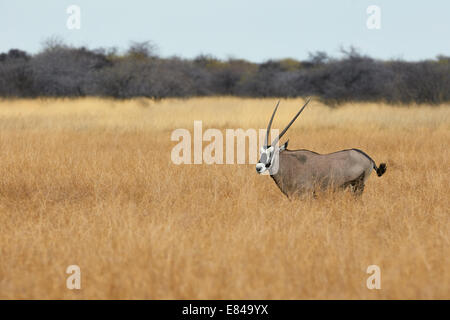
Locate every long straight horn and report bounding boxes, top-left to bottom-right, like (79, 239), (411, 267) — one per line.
(264, 100), (280, 147)
(271, 97), (311, 147)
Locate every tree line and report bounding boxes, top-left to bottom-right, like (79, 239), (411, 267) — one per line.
(0, 41), (449, 105)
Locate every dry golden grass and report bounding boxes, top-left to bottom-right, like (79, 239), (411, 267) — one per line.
(0, 97), (448, 299)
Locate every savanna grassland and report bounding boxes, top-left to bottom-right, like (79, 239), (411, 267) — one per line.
(0, 97), (448, 299)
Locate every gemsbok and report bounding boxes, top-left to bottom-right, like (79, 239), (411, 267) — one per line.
(256, 99), (386, 198)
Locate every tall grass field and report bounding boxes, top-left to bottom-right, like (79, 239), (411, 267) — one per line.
(0, 97), (448, 299)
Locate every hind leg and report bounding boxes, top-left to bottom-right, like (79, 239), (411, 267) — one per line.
(352, 172), (365, 197)
(353, 181), (365, 196)
(341, 172), (365, 196)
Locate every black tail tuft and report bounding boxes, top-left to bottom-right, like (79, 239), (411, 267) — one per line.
(376, 163), (387, 177)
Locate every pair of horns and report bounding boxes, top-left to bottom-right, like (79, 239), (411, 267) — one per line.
(264, 98), (311, 148)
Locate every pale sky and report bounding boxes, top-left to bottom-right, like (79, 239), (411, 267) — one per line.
(1, 0), (449, 61)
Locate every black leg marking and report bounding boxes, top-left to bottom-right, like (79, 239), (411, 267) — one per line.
(341, 172), (365, 196)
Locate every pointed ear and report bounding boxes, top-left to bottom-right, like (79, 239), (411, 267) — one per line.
(279, 140), (289, 151)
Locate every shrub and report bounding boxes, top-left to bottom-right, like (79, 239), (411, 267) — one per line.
(0, 42), (449, 105)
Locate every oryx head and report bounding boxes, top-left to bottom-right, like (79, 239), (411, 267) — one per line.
(256, 98), (311, 175)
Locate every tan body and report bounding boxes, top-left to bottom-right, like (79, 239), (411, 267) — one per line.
(270, 148), (376, 198)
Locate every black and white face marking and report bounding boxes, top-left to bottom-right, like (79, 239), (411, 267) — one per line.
(257, 99), (309, 176)
(256, 146), (274, 174)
